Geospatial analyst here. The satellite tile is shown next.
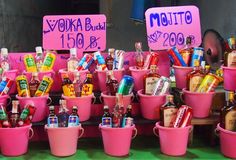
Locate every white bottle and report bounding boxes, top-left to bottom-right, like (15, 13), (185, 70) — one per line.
(67, 48), (79, 72)
(35, 46), (44, 72)
(0, 48), (10, 72)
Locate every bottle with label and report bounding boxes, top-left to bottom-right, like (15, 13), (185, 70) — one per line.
(160, 95), (178, 127)
(73, 71), (82, 97)
(106, 71), (118, 96)
(61, 73), (75, 97)
(112, 93), (124, 128)
(35, 46), (44, 72)
(58, 99), (69, 127)
(122, 105), (133, 127)
(102, 105), (112, 127)
(47, 105), (58, 128)
(9, 100), (20, 128)
(0, 77), (13, 96)
(34, 76), (53, 97)
(29, 72), (40, 97)
(67, 48), (79, 72)
(68, 106), (79, 127)
(179, 37), (193, 66)
(18, 104), (36, 127)
(0, 48), (10, 72)
(0, 104), (11, 128)
(220, 91), (236, 131)
(81, 73), (93, 96)
(41, 51), (56, 72)
(16, 75), (30, 97)
(144, 65), (160, 95)
(105, 48), (115, 70)
(135, 42), (144, 69)
(224, 37), (236, 67)
(24, 54), (37, 72)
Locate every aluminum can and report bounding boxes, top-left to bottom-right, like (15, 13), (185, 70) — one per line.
(196, 73), (220, 93)
(117, 75), (134, 95)
(152, 76), (171, 95)
(190, 47), (204, 67)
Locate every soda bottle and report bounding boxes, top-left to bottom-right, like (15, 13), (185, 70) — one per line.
(61, 73), (75, 97)
(35, 46), (44, 72)
(24, 54), (37, 72)
(106, 71), (118, 96)
(81, 73), (93, 96)
(105, 48), (115, 70)
(16, 75), (30, 97)
(73, 71), (83, 97)
(68, 106), (80, 127)
(122, 105), (133, 127)
(135, 42), (144, 69)
(47, 105), (58, 128)
(0, 104), (11, 128)
(67, 48), (79, 72)
(41, 50), (56, 72)
(29, 72), (40, 97)
(102, 105), (112, 127)
(9, 100), (20, 128)
(0, 48), (10, 72)
(34, 76), (53, 97)
(58, 99), (69, 127)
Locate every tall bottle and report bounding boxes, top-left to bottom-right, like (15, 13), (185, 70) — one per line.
(0, 104), (10, 128)
(35, 46), (44, 72)
(58, 99), (69, 127)
(9, 100), (20, 128)
(135, 42), (144, 69)
(106, 71), (118, 96)
(68, 106), (79, 127)
(47, 105), (58, 128)
(102, 105), (112, 127)
(105, 48), (115, 70)
(160, 95), (178, 127)
(112, 93), (124, 128)
(224, 37), (236, 67)
(122, 105), (133, 127)
(144, 65), (160, 95)
(73, 71), (82, 97)
(220, 91), (236, 131)
(67, 48), (79, 72)
(61, 73), (75, 97)
(29, 72), (40, 97)
(0, 48), (10, 72)
(81, 73), (93, 96)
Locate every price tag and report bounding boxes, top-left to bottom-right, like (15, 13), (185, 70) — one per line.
(145, 6), (201, 50)
(43, 14), (106, 51)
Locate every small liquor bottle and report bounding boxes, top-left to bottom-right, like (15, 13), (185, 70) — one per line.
(29, 72), (40, 97)
(68, 106), (79, 127)
(47, 105), (58, 128)
(220, 91), (236, 131)
(102, 105), (112, 127)
(135, 42), (144, 69)
(144, 65), (160, 95)
(9, 100), (20, 128)
(35, 46), (44, 72)
(224, 37), (236, 67)
(81, 73), (93, 96)
(106, 71), (118, 96)
(73, 71), (82, 97)
(112, 93), (124, 128)
(179, 37), (193, 66)
(0, 48), (10, 72)
(58, 99), (69, 127)
(67, 48), (79, 72)
(0, 104), (10, 128)
(160, 95), (178, 127)
(105, 48), (115, 70)
(122, 105), (133, 127)
(61, 73), (76, 97)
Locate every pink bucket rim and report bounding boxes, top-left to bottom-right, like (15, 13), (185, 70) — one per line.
(182, 88), (215, 95)
(16, 94), (49, 100)
(45, 124), (82, 131)
(0, 124), (32, 131)
(101, 91), (133, 98)
(96, 68), (125, 73)
(216, 123), (236, 135)
(129, 66), (149, 72)
(137, 89), (166, 98)
(221, 65), (236, 71)
(62, 94), (93, 100)
(3, 69), (18, 73)
(0, 94), (10, 98)
(58, 68), (89, 73)
(155, 122), (192, 130)
(23, 70), (55, 74)
(99, 123), (135, 130)
(173, 65), (194, 69)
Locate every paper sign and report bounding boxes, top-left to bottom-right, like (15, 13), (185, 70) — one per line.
(43, 14), (106, 51)
(145, 5), (201, 50)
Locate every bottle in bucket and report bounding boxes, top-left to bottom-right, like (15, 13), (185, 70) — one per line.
(47, 105), (58, 128)
(102, 105), (112, 127)
(0, 48), (10, 72)
(68, 106), (80, 127)
(41, 51), (56, 72)
(106, 71), (118, 96)
(160, 95), (178, 127)
(73, 71), (82, 97)
(35, 46), (44, 72)
(144, 65), (160, 95)
(24, 54), (37, 72)
(173, 105), (192, 128)
(16, 75), (30, 97)
(62, 73), (76, 97)
(9, 100), (20, 128)
(81, 73), (93, 96)
(29, 72), (40, 97)
(122, 105), (133, 127)
(112, 93), (124, 128)
(0, 77), (13, 96)
(179, 36), (193, 66)
(117, 75), (134, 95)
(18, 104), (36, 127)
(67, 48), (79, 72)
(113, 50), (125, 70)
(134, 42), (144, 69)
(105, 48), (115, 70)
(34, 76), (53, 97)
(0, 104), (10, 128)
(94, 51), (107, 71)
(58, 100), (69, 127)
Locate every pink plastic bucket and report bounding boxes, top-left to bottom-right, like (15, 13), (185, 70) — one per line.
(16, 95), (51, 122)
(153, 122), (192, 156)
(62, 94), (95, 122)
(99, 124), (137, 156)
(0, 124), (34, 156)
(0, 94), (11, 107)
(173, 65), (193, 89)
(45, 124), (84, 157)
(96, 69), (124, 91)
(100, 91), (133, 113)
(137, 89), (166, 120)
(222, 66), (236, 90)
(3, 69), (18, 94)
(129, 66), (149, 91)
(182, 88), (214, 118)
(23, 70), (55, 82)
(216, 123), (236, 158)
(58, 68), (89, 83)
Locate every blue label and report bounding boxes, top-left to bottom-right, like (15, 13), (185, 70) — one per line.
(47, 117), (58, 128)
(68, 115), (79, 127)
(102, 117), (112, 127)
(0, 80), (7, 92)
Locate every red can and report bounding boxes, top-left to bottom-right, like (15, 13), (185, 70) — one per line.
(173, 105), (192, 128)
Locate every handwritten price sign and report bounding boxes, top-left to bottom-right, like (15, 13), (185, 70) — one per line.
(145, 6), (201, 50)
(43, 14), (106, 51)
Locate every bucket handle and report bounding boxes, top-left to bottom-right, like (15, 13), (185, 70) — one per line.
(47, 97), (52, 106)
(6, 96), (12, 106)
(78, 126), (84, 139)
(92, 94), (96, 104)
(214, 128), (220, 137)
(136, 94), (140, 102)
(99, 95), (103, 103)
(132, 127), (138, 139)
(29, 127), (34, 139)
(153, 126), (159, 137)
(131, 93), (135, 102)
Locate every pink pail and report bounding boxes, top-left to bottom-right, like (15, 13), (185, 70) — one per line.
(173, 65), (193, 89)
(129, 66), (149, 91)
(222, 66), (236, 90)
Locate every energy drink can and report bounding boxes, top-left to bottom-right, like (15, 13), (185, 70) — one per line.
(168, 47), (187, 66)
(173, 105), (192, 128)
(117, 75), (134, 95)
(190, 47), (204, 67)
(34, 76), (53, 96)
(152, 76), (171, 95)
(24, 54), (37, 73)
(196, 73), (220, 93)
(16, 75), (30, 97)
(41, 51), (56, 72)
(77, 54), (94, 71)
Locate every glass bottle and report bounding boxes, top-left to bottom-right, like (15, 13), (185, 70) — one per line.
(105, 48), (115, 70)
(106, 71), (118, 96)
(68, 106), (80, 127)
(112, 93), (124, 128)
(122, 105), (133, 127)
(102, 105), (112, 127)
(81, 73), (93, 96)
(144, 65), (160, 95)
(73, 71), (82, 97)
(135, 42), (144, 69)
(224, 37), (236, 67)
(29, 72), (40, 97)
(35, 46), (44, 72)
(9, 100), (20, 128)
(0, 104), (10, 128)
(160, 95), (178, 127)
(61, 73), (75, 97)
(0, 48), (10, 72)
(58, 99), (69, 127)
(179, 36), (193, 66)
(67, 48), (79, 72)
(47, 105), (58, 128)
(220, 91), (236, 131)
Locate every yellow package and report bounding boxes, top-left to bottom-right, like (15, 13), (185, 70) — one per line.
(16, 75), (30, 97)
(41, 51), (56, 72)
(23, 54), (37, 72)
(34, 76), (53, 97)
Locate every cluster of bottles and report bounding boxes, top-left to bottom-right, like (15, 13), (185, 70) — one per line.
(160, 95), (192, 128)
(0, 100), (36, 128)
(101, 93), (133, 128)
(220, 91), (236, 131)
(24, 46), (56, 73)
(224, 36), (236, 67)
(47, 100), (79, 128)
